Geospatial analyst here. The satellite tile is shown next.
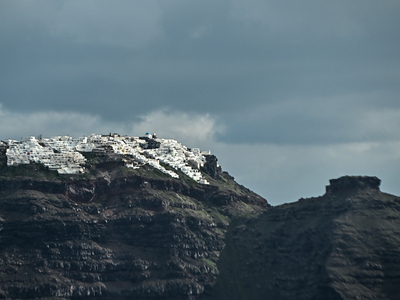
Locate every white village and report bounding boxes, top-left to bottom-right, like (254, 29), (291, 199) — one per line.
(2, 133), (210, 184)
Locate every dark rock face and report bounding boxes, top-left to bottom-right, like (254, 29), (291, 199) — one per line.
(201, 155), (221, 179)
(326, 176), (381, 194)
(2, 144), (399, 300)
(208, 176), (400, 300)
(0, 150), (268, 299)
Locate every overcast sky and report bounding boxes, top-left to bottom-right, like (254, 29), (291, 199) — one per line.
(1, 1), (400, 205)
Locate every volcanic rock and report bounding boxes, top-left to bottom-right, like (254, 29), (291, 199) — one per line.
(0, 147), (268, 299)
(208, 176), (400, 300)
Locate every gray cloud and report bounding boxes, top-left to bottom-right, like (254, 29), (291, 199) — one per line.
(217, 91), (400, 145)
(49, 1), (163, 48)
(1, 0), (400, 204)
(212, 140), (400, 206)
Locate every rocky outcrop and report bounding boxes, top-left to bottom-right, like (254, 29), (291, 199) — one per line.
(326, 175), (381, 194)
(208, 176), (400, 300)
(3, 143), (399, 300)
(201, 155), (221, 179)
(0, 149), (268, 299)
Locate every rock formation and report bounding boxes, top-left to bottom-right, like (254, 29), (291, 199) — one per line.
(0, 146), (268, 299)
(2, 142), (400, 300)
(208, 176), (400, 300)
(325, 175), (381, 194)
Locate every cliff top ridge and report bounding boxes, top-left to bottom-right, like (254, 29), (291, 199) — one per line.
(325, 175), (381, 194)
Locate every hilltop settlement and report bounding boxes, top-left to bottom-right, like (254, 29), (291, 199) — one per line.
(3, 133), (210, 184)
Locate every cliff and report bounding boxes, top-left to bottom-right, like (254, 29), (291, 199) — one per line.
(0, 147), (269, 299)
(209, 176), (400, 300)
(2, 143), (400, 300)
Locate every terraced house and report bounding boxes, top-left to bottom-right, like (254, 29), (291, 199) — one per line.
(3, 133), (209, 184)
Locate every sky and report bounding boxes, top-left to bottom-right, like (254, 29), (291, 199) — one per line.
(1, 1), (400, 206)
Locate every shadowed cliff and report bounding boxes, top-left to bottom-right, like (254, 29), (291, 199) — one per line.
(208, 176), (400, 300)
(2, 143), (400, 300)
(0, 147), (269, 299)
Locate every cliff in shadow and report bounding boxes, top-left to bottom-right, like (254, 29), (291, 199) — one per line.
(2, 143), (400, 300)
(0, 147), (268, 299)
(208, 176), (400, 300)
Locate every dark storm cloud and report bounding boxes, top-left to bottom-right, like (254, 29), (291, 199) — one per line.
(1, 0), (400, 145)
(1, 0), (400, 204)
(216, 92), (400, 146)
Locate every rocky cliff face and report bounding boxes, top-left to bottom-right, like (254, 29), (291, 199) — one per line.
(0, 148), (268, 299)
(2, 144), (400, 300)
(209, 176), (400, 300)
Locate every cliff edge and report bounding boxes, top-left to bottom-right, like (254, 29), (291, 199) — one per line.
(209, 176), (400, 300)
(0, 146), (268, 299)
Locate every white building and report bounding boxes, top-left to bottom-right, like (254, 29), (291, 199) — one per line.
(4, 133), (210, 183)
